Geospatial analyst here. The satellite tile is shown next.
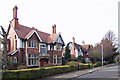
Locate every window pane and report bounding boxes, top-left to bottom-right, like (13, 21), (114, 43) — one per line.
(28, 41), (31, 47)
(32, 59), (34, 65)
(34, 42), (36, 48)
(54, 59), (56, 64)
(54, 45), (56, 50)
(48, 45), (50, 50)
(32, 41), (34, 47)
(28, 59), (30, 65)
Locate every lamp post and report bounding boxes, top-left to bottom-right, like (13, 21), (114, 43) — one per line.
(101, 45), (103, 67)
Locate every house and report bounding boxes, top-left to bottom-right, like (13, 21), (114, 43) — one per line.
(7, 6), (65, 67)
(68, 37), (90, 62)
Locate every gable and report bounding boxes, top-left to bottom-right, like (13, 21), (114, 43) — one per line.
(7, 23), (18, 39)
(54, 34), (64, 44)
(26, 30), (42, 42)
(29, 33), (40, 41)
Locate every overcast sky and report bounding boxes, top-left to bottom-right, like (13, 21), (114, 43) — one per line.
(0, 0), (119, 46)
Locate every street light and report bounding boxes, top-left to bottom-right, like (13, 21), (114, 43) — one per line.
(101, 45), (103, 67)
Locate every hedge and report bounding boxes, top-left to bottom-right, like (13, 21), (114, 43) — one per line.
(2, 64), (89, 80)
(93, 61), (109, 67)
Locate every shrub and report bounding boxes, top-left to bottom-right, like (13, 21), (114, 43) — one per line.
(93, 61), (109, 67)
(2, 64), (90, 79)
(93, 62), (101, 67)
(66, 61), (79, 66)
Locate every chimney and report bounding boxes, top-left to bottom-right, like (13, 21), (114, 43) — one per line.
(72, 37), (75, 45)
(82, 41), (85, 45)
(12, 5), (18, 30)
(52, 24), (56, 34)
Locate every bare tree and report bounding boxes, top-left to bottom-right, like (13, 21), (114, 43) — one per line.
(0, 26), (8, 70)
(90, 30), (117, 63)
(104, 30), (116, 43)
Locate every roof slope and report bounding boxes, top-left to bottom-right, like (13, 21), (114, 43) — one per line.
(68, 42), (90, 52)
(14, 24), (59, 43)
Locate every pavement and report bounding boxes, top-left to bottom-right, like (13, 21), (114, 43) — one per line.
(39, 63), (117, 80)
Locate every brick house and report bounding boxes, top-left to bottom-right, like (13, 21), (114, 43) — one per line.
(7, 6), (65, 67)
(68, 37), (90, 62)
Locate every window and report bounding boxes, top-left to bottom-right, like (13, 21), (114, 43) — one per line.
(28, 41), (31, 47)
(53, 55), (56, 64)
(54, 44), (62, 51)
(56, 45), (62, 51)
(54, 45), (56, 50)
(53, 55), (62, 65)
(28, 40), (39, 48)
(28, 54), (39, 66)
(48, 45), (50, 50)
(40, 44), (47, 53)
(14, 57), (17, 63)
(31, 41), (34, 47)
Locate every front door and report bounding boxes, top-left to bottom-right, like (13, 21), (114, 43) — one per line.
(40, 59), (44, 67)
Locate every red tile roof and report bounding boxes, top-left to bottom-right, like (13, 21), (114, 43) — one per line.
(15, 24), (58, 43)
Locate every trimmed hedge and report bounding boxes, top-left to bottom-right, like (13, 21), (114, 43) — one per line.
(93, 61), (109, 67)
(2, 64), (89, 79)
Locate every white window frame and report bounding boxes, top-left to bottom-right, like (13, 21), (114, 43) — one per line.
(28, 40), (38, 49)
(56, 45), (62, 51)
(54, 45), (56, 50)
(53, 55), (62, 65)
(39, 43), (47, 53)
(28, 54), (39, 66)
(48, 45), (50, 50)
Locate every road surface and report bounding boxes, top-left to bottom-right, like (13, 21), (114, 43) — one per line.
(72, 63), (119, 80)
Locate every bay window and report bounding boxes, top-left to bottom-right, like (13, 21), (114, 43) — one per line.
(40, 44), (47, 53)
(28, 54), (39, 66)
(54, 44), (62, 51)
(53, 55), (62, 65)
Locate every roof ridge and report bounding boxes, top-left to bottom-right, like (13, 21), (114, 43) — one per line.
(19, 24), (51, 35)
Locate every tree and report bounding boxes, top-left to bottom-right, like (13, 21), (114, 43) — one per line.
(0, 26), (8, 70)
(90, 44), (102, 63)
(65, 44), (71, 62)
(90, 30), (117, 63)
(104, 30), (116, 44)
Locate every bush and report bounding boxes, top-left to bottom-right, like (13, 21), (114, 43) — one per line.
(66, 61), (80, 66)
(3, 64), (90, 79)
(93, 61), (109, 67)
(93, 62), (101, 67)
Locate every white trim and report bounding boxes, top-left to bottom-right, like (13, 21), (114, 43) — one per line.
(9, 22), (18, 39)
(27, 30), (42, 42)
(53, 34), (59, 44)
(53, 33), (64, 44)
(11, 50), (18, 55)
(26, 41), (28, 66)
(27, 54), (39, 66)
(53, 54), (62, 65)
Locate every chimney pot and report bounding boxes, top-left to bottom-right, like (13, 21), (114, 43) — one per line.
(52, 24), (56, 34)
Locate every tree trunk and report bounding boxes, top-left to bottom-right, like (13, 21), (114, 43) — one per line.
(2, 33), (7, 70)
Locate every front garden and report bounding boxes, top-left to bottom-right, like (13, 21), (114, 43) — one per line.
(2, 60), (112, 80)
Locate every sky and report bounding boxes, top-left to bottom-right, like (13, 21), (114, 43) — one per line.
(0, 0), (119, 46)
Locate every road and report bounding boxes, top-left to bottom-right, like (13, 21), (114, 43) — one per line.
(72, 63), (118, 80)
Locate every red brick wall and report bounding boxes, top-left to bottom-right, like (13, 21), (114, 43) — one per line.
(27, 48), (39, 54)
